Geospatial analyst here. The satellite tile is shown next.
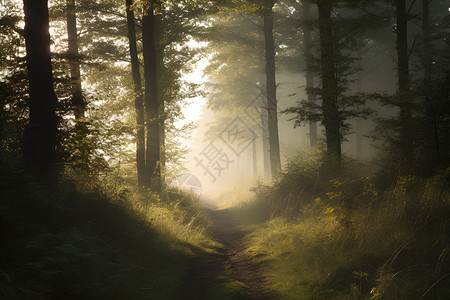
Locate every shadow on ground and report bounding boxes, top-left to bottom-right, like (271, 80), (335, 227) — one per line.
(177, 203), (276, 300)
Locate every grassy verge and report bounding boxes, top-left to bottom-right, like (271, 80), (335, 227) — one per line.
(0, 163), (217, 299)
(242, 152), (450, 299)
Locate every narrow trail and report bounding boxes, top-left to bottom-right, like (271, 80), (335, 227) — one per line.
(177, 208), (275, 299)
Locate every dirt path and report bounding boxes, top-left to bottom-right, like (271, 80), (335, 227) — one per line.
(177, 208), (275, 299)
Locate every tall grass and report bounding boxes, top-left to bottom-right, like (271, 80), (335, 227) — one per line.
(243, 151), (450, 299)
(0, 162), (216, 299)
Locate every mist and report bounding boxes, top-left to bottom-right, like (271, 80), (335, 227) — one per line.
(1, 0), (449, 299)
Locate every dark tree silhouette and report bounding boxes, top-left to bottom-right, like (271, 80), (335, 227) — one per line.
(302, 1), (318, 148)
(317, 0), (340, 170)
(66, 0), (85, 120)
(143, 2), (161, 193)
(263, 1), (281, 177)
(126, 0), (146, 186)
(22, 0), (58, 178)
(395, 0), (413, 165)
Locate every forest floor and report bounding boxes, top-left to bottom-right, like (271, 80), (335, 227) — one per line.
(177, 207), (275, 300)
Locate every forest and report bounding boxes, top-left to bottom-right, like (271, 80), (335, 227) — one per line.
(0, 0), (449, 299)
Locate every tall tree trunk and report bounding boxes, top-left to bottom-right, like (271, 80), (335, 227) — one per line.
(303, 1), (318, 147)
(263, 3), (281, 177)
(142, 4), (161, 193)
(125, 0), (145, 186)
(22, 0), (58, 179)
(66, 0), (84, 120)
(422, 0), (431, 83)
(257, 75), (271, 180)
(156, 15), (166, 191)
(159, 108), (165, 189)
(252, 138), (257, 177)
(422, 0), (440, 162)
(396, 0), (413, 165)
(317, 0), (341, 170)
(356, 50), (363, 160)
(261, 108), (271, 180)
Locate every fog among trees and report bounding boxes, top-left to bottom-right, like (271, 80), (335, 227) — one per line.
(1, 0), (449, 299)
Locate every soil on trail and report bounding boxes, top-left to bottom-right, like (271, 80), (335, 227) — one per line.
(177, 208), (275, 300)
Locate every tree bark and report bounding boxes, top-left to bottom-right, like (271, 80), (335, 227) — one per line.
(422, 0), (431, 83)
(261, 108), (271, 180)
(263, 3), (281, 177)
(125, 0), (146, 186)
(422, 0), (440, 160)
(142, 4), (161, 193)
(156, 14), (166, 191)
(356, 50), (363, 160)
(317, 0), (341, 170)
(159, 108), (165, 189)
(396, 0), (413, 164)
(302, 1), (318, 148)
(257, 74), (271, 180)
(252, 138), (257, 177)
(22, 0), (58, 178)
(66, 0), (85, 120)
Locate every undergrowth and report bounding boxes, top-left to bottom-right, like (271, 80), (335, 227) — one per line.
(0, 162), (216, 299)
(244, 150), (450, 299)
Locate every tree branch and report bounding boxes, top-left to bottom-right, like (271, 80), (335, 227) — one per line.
(407, 0), (418, 15)
(0, 15), (24, 36)
(408, 36), (417, 59)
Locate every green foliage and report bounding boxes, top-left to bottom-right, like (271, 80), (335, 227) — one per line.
(60, 120), (110, 177)
(369, 4), (450, 173)
(1, 0), (449, 297)
(244, 154), (450, 299)
(0, 4), (28, 159)
(250, 147), (324, 218)
(283, 1), (385, 140)
(46, 0), (204, 183)
(203, 4), (266, 139)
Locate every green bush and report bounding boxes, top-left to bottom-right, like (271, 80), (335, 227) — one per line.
(244, 155), (450, 300)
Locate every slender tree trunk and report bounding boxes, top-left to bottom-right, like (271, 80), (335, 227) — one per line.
(125, 0), (145, 186)
(257, 76), (271, 180)
(317, 0), (341, 170)
(235, 152), (240, 178)
(263, 3), (281, 177)
(252, 138), (257, 176)
(142, 4), (161, 193)
(396, 0), (413, 165)
(356, 50), (363, 160)
(67, 0), (91, 173)
(22, 0), (58, 179)
(261, 109), (271, 180)
(303, 1), (317, 147)
(246, 147), (251, 177)
(156, 15), (166, 191)
(422, 0), (431, 83)
(422, 0), (440, 161)
(159, 109), (166, 188)
(66, 0), (84, 120)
